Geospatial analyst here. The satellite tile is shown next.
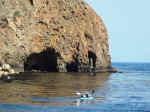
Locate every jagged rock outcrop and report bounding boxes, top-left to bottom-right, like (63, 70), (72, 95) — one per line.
(0, 0), (112, 72)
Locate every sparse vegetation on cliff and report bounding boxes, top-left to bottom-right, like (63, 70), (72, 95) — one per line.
(0, 0), (112, 72)
(13, 11), (21, 18)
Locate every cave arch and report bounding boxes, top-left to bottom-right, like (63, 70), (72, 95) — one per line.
(24, 48), (60, 72)
(88, 51), (97, 69)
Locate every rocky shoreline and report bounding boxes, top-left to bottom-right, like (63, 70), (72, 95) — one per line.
(0, 64), (117, 75)
(0, 64), (19, 79)
(0, 63), (118, 82)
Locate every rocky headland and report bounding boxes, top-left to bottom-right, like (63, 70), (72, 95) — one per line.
(0, 0), (115, 72)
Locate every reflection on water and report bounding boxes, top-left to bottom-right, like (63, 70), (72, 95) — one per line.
(0, 72), (110, 106)
(1, 71), (150, 112)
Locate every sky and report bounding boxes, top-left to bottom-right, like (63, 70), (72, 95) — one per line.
(85, 0), (150, 62)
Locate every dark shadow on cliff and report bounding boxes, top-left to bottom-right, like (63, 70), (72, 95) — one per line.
(66, 51), (97, 72)
(24, 48), (60, 72)
(88, 51), (97, 68)
(66, 55), (79, 72)
(29, 0), (34, 5)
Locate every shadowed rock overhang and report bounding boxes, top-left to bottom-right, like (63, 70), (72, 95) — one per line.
(0, 0), (112, 72)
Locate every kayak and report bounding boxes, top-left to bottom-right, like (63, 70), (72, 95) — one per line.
(80, 96), (94, 100)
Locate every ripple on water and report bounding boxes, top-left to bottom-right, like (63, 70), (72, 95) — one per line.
(0, 71), (150, 111)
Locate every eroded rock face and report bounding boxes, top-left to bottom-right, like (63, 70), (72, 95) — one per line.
(0, 0), (111, 72)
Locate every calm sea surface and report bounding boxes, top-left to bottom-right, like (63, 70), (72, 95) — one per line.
(0, 63), (150, 112)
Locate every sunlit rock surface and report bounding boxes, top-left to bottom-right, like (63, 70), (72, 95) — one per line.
(0, 0), (112, 72)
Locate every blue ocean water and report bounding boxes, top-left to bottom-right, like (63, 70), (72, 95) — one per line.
(112, 62), (150, 72)
(0, 62), (150, 112)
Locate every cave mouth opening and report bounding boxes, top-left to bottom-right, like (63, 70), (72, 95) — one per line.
(24, 48), (60, 72)
(88, 51), (97, 68)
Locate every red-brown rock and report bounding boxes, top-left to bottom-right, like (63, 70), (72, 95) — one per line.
(0, 0), (112, 72)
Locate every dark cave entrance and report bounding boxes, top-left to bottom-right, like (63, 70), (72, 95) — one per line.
(88, 51), (97, 69)
(24, 48), (60, 72)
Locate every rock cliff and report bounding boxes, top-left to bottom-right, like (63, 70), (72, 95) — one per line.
(0, 0), (112, 72)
